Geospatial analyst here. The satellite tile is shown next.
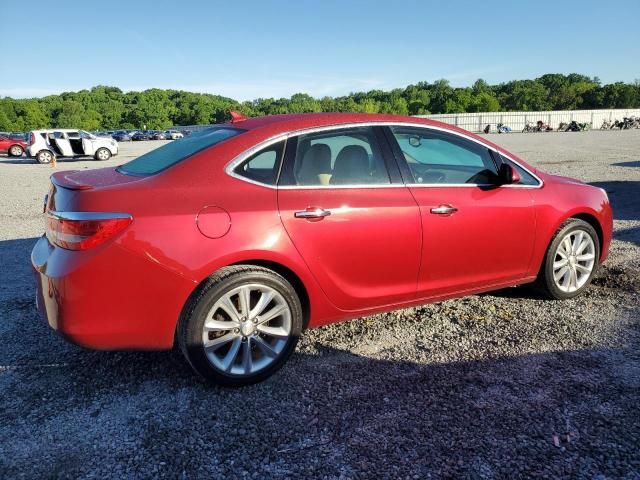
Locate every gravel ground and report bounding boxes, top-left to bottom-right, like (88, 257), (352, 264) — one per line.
(0, 131), (639, 479)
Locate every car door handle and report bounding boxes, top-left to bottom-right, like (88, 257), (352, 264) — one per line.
(430, 204), (458, 215)
(294, 208), (332, 219)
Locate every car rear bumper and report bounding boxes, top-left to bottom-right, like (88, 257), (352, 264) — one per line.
(31, 235), (194, 350)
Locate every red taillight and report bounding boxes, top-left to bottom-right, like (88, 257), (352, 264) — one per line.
(29, 132), (35, 145)
(46, 212), (132, 250)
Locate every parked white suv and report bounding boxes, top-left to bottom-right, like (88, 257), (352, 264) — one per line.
(27, 129), (119, 164)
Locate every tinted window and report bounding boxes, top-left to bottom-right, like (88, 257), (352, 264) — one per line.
(119, 127), (244, 175)
(233, 141), (284, 185)
(390, 126), (498, 185)
(283, 127), (390, 186)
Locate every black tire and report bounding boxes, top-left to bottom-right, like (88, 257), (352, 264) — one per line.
(535, 218), (600, 300)
(8, 144), (24, 157)
(178, 265), (303, 387)
(94, 147), (111, 161)
(36, 150), (54, 164)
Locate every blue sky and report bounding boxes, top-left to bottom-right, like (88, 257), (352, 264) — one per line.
(2, 0), (638, 100)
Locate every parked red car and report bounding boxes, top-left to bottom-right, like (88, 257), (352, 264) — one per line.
(32, 113), (612, 386)
(0, 134), (27, 157)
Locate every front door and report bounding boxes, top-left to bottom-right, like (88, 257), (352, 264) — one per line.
(385, 125), (536, 297)
(277, 126), (422, 311)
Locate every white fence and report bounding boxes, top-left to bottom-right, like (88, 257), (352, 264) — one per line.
(417, 109), (640, 133)
(177, 108), (640, 134)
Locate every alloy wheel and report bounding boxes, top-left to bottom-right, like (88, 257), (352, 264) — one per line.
(97, 148), (110, 160)
(552, 230), (596, 293)
(38, 151), (52, 163)
(201, 283), (292, 376)
(10, 145), (23, 156)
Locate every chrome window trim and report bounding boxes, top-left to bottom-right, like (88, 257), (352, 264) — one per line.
(225, 134), (288, 189)
(46, 211), (132, 221)
(224, 121), (544, 190)
(278, 184), (405, 190)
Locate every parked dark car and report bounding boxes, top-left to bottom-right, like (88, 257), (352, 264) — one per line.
(132, 131), (151, 141)
(112, 131), (132, 142)
(9, 132), (28, 141)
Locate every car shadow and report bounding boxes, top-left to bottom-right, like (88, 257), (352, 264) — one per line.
(1, 321), (638, 478)
(589, 180), (640, 222)
(612, 160), (640, 168)
(0, 236), (638, 477)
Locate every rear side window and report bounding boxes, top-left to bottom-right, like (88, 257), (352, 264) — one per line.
(233, 141), (285, 185)
(280, 127), (390, 186)
(119, 127), (244, 175)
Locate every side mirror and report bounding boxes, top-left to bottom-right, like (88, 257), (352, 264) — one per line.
(498, 162), (521, 184)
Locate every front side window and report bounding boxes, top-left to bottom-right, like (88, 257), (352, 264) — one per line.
(498, 154), (540, 186)
(78, 130), (94, 139)
(119, 127), (245, 176)
(282, 127), (390, 186)
(233, 140), (284, 186)
(390, 126), (499, 185)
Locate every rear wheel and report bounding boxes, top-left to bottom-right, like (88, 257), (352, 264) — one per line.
(8, 145), (24, 157)
(36, 150), (54, 164)
(178, 265), (303, 387)
(536, 219), (600, 299)
(95, 147), (111, 161)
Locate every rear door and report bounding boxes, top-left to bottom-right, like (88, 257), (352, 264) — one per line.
(385, 125), (536, 297)
(277, 126), (422, 311)
(53, 131), (73, 156)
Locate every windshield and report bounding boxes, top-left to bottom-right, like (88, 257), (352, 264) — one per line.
(118, 126), (245, 175)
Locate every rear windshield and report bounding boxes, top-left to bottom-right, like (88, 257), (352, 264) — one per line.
(118, 127), (245, 175)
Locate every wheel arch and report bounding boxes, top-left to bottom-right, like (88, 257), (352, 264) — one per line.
(175, 258), (312, 345)
(229, 259), (311, 330)
(532, 209), (606, 279)
(570, 212), (603, 258)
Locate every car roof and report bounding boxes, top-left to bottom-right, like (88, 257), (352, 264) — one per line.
(226, 112), (475, 140)
(221, 112), (524, 164)
(30, 128), (83, 133)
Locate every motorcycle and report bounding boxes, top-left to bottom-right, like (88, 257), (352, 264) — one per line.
(559, 121), (579, 132)
(600, 119), (613, 130)
(497, 123), (511, 133)
(482, 123), (512, 134)
(621, 116), (640, 129)
(536, 120), (553, 132)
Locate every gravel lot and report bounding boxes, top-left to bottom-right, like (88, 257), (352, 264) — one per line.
(1, 131), (639, 479)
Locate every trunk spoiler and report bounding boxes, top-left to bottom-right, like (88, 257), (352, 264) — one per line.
(51, 171), (93, 190)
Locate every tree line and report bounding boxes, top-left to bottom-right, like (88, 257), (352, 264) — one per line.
(1, 74), (639, 132)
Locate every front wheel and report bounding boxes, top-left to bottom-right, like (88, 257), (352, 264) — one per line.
(536, 219), (600, 300)
(95, 147), (112, 161)
(178, 265), (303, 387)
(9, 145), (24, 157)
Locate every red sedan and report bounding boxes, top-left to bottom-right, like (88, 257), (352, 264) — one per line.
(32, 113), (613, 386)
(0, 134), (27, 157)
